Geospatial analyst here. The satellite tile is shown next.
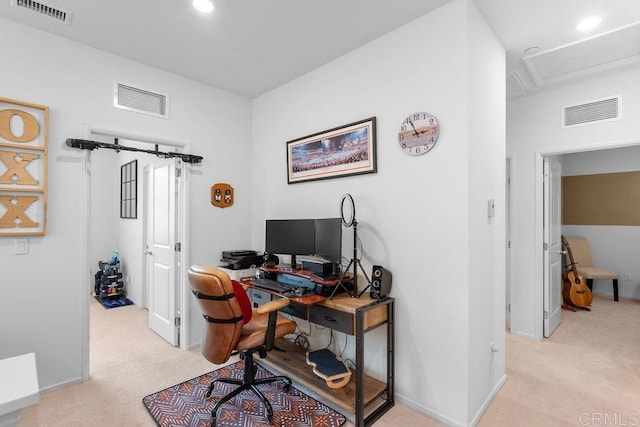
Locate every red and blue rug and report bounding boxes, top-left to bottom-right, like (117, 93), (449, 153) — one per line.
(142, 360), (346, 427)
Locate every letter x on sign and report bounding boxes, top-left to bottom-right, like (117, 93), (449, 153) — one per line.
(0, 195), (39, 228)
(0, 151), (39, 185)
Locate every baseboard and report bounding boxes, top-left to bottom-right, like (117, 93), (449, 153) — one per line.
(470, 373), (508, 426)
(38, 376), (82, 395)
(395, 393), (466, 427)
(395, 373), (508, 427)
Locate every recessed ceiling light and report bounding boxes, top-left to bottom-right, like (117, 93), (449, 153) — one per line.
(192, 0), (214, 14)
(576, 16), (602, 31)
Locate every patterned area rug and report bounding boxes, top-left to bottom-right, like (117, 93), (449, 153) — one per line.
(143, 360), (346, 427)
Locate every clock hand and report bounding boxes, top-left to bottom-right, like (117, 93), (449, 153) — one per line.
(408, 119), (420, 137)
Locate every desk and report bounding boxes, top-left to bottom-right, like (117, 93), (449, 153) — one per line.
(247, 279), (394, 427)
(0, 353), (39, 427)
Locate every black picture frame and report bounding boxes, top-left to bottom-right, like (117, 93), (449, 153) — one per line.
(120, 160), (137, 219)
(286, 117), (377, 184)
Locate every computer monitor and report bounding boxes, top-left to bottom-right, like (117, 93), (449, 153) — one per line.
(314, 218), (342, 264)
(265, 219), (315, 266)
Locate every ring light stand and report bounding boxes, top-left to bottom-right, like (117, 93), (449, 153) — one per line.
(330, 194), (372, 299)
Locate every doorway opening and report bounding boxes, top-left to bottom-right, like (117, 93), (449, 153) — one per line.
(538, 143), (640, 340)
(80, 126), (191, 381)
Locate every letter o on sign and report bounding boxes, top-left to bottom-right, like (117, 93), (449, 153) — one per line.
(0, 109), (40, 143)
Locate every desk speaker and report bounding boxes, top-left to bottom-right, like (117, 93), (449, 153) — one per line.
(370, 265), (392, 299)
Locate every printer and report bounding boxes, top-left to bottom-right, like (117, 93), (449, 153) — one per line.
(220, 249), (263, 270)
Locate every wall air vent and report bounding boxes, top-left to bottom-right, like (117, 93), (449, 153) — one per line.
(563, 96), (620, 128)
(10, 0), (72, 25)
(114, 82), (169, 119)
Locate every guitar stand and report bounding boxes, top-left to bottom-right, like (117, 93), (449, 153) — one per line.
(562, 301), (591, 312)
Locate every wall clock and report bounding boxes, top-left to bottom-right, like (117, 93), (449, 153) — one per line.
(398, 112), (439, 156)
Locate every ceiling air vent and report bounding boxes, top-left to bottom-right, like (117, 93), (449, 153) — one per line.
(563, 96), (620, 128)
(114, 83), (169, 119)
(10, 0), (72, 25)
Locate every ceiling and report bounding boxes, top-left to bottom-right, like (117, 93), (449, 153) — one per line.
(1, 0), (640, 98)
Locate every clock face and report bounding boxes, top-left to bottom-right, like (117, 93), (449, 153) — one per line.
(398, 112), (439, 156)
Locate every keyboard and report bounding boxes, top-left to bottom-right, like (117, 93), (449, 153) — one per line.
(250, 278), (292, 293)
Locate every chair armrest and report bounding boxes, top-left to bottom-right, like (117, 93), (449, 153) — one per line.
(256, 298), (290, 315)
(257, 298), (290, 352)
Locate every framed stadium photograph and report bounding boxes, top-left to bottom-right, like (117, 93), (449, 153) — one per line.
(286, 117), (377, 184)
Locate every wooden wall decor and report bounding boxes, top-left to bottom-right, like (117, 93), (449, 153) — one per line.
(0, 97), (48, 236)
(562, 171), (640, 226)
(211, 183), (233, 208)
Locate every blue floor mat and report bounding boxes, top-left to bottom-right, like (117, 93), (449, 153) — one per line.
(94, 295), (134, 309)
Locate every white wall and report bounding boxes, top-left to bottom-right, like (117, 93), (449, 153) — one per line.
(467, 2), (506, 422)
(1, 1), (507, 424)
(562, 146), (640, 300)
(251, 1), (505, 425)
(507, 65), (640, 340)
(0, 17), (253, 390)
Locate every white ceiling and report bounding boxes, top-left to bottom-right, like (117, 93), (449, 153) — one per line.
(1, 0), (640, 98)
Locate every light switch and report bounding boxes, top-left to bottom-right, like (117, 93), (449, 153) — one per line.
(487, 199), (495, 218)
(15, 238), (29, 255)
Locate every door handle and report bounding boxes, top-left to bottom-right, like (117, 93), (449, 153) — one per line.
(144, 249), (153, 255)
(557, 250), (567, 254)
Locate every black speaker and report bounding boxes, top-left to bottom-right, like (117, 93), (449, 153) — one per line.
(263, 252), (279, 268)
(370, 265), (392, 299)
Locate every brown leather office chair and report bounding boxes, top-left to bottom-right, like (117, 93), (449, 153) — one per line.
(188, 265), (297, 426)
(565, 236), (620, 301)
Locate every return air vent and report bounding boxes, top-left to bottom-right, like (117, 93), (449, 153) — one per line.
(114, 83), (169, 118)
(563, 96), (620, 127)
(10, 0), (72, 24)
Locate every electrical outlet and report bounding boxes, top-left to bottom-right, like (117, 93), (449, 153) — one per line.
(15, 238), (29, 255)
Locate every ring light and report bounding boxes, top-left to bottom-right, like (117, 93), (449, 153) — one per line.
(340, 194), (355, 227)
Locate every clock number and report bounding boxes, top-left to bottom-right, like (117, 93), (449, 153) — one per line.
(415, 146), (421, 154)
(401, 125), (407, 132)
(402, 142), (407, 148)
(399, 133), (404, 141)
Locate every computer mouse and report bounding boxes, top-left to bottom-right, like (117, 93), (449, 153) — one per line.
(295, 287), (306, 297)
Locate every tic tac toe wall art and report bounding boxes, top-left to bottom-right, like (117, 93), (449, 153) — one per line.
(0, 97), (49, 236)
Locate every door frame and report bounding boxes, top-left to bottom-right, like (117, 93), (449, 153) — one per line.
(80, 124), (192, 381)
(532, 139), (640, 341)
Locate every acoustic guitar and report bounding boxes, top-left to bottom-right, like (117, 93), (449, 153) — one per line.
(561, 235), (593, 309)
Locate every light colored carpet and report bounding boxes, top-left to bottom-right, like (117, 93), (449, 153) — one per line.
(17, 295), (639, 426)
(480, 294), (640, 426)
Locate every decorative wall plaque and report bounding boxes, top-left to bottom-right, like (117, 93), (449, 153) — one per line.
(211, 183), (234, 208)
(0, 97), (48, 236)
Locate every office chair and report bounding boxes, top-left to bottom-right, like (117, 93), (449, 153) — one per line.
(565, 236), (620, 301)
(188, 265), (297, 425)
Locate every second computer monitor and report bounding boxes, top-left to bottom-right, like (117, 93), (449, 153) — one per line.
(314, 218), (342, 264)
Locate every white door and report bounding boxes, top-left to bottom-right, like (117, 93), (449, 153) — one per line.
(543, 156), (562, 337)
(146, 158), (178, 345)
